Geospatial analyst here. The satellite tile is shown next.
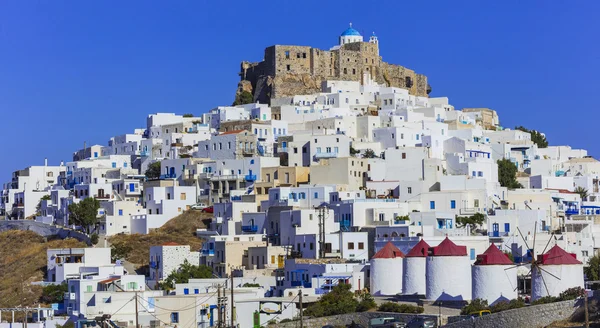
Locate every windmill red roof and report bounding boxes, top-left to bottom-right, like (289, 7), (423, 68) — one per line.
(538, 245), (582, 265)
(405, 239), (431, 258)
(371, 242), (405, 259)
(429, 237), (467, 256)
(475, 244), (513, 265)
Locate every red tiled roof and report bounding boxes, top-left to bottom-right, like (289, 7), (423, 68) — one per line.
(219, 129), (246, 135)
(429, 237), (467, 256)
(538, 245), (582, 265)
(405, 239), (431, 258)
(475, 244), (513, 265)
(546, 188), (576, 194)
(371, 242), (405, 259)
(99, 277), (120, 284)
(162, 242), (180, 246)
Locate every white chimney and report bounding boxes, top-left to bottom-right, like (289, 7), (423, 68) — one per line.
(44, 158), (48, 166)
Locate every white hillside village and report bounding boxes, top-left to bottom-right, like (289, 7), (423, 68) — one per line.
(1, 26), (599, 328)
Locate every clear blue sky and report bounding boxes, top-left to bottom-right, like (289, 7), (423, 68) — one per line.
(1, 1), (598, 181)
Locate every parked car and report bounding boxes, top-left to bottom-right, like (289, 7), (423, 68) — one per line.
(406, 317), (437, 328)
(469, 310), (491, 318)
(371, 317), (406, 328)
(190, 203), (208, 210)
(201, 206), (214, 213)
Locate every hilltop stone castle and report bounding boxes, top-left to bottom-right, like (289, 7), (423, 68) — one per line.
(237, 24), (431, 104)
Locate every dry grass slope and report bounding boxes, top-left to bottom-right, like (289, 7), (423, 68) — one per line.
(108, 210), (209, 267)
(0, 230), (86, 308)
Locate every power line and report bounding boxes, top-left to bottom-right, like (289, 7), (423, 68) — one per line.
(258, 294), (299, 326)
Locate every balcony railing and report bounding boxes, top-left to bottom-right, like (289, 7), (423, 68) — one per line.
(160, 173), (177, 179)
(279, 147), (289, 153)
(566, 208), (580, 216)
(201, 249), (215, 256)
(140, 150), (149, 157)
(241, 225), (258, 233)
(314, 152), (338, 159)
(488, 231), (509, 237)
(245, 174), (257, 182)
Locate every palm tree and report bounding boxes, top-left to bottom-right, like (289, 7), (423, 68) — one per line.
(574, 186), (589, 201)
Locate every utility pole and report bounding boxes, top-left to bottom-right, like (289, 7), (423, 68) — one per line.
(135, 292), (139, 328)
(584, 290), (589, 328)
(230, 275), (234, 328)
(317, 206), (328, 259)
(217, 285), (222, 328)
(298, 290), (303, 328)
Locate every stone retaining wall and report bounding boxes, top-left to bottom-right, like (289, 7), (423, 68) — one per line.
(0, 220), (91, 245)
(277, 312), (437, 328)
(442, 299), (579, 328)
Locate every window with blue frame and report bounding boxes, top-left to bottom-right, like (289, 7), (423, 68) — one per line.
(250, 159), (255, 164)
(282, 141), (287, 147)
(470, 248), (476, 260)
(314, 192), (318, 198)
(194, 288), (199, 294)
(416, 134), (420, 140)
(450, 200), (456, 209)
(478, 171), (483, 177)
(147, 297), (155, 310)
(504, 223), (510, 232)
(170, 313), (179, 323)
(472, 171), (476, 177)
(118, 209), (123, 216)
(112, 162), (116, 168)
(430, 201), (435, 209)
(184, 288), (189, 295)
(123, 162), (127, 168)
(130, 183), (135, 192)
(94, 152), (98, 158)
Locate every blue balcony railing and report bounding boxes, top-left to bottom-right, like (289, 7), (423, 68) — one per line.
(488, 231), (509, 237)
(140, 150), (149, 157)
(241, 225), (258, 233)
(245, 174), (257, 181)
(160, 173), (177, 179)
(201, 249), (215, 256)
(566, 209), (580, 215)
(315, 152), (338, 159)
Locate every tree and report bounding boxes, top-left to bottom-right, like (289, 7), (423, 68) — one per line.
(160, 260), (213, 290)
(515, 126), (548, 148)
(182, 113), (194, 117)
(36, 195), (51, 214)
(497, 158), (523, 189)
(350, 146), (360, 157)
(574, 187), (589, 201)
(461, 298), (489, 315)
(242, 283), (261, 287)
(362, 149), (377, 159)
(303, 283), (358, 317)
(40, 282), (68, 304)
(67, 197), (100, 233)
(584, 255), (600, 281)
(232, 90), (254, 106)
(378, 302), (424, 314)
(90, 233), (99, 245)
(111, 242), (133, 262)
(145, 161), (162, 179)
(456, 213), (486, 232)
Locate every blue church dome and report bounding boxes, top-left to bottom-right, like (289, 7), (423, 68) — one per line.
(341, 25), (361, 37)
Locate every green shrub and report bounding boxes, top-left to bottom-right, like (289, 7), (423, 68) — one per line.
(242, 283), (261, 287)
(90, 233), (99, 245)
(377, 302), (424, 314)
(356, 293), (377, 312)
(531, 296), (559, 305)
(461, 298), (489, 315)
(489, 298), (525, 313)
(559, 287), (585, 301)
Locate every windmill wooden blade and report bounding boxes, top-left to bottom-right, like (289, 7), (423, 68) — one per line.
(540, 232), (556, 256)
(504, 263), (527, 271)
(538, 266), (551, 297)
(516, 227), (533, 259)
(538, 266), (561, 280)
(532, 221), (537, 256)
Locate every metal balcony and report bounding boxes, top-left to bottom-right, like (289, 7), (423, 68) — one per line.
(245, 174), (257, 181)
(160, 173), (177, 179)
(201, 249), (215, 256)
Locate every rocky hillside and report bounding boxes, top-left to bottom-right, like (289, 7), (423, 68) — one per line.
(0, 230), (86, 308)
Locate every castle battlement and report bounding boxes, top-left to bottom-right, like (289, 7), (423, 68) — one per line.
(237, 25), (430, 104)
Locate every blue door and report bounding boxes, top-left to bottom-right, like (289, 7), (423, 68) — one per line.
(504, 223), (510, 233)
(492, 223), (499, 237)
(169, 167), (175, 177)
(129, 183), (135, 192)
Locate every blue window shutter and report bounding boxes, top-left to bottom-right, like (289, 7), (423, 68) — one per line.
(184, 288), (189, 295)
(130, 183), (135, 192)
(194, 289), (199, 294)
(470, 248), (476, 260)
(112, 162), (116, 168)
(450, 200), (456, 209)
(430, 201), (435, 209)
(505, 223), (510, 232)
(314, 192), (318, 199)
(118, 209), (123, 216)
(124, 162), (127, 168)
(94, 152), (98, 158)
